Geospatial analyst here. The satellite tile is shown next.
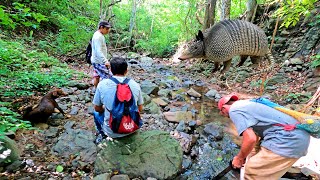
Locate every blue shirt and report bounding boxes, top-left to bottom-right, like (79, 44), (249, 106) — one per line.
(92, 76), (144, 138)
(229, 100), (310, 158)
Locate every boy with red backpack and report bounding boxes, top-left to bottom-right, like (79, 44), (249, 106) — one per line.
(92, 57), (144, 144)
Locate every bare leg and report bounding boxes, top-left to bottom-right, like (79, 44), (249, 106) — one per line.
(93, 77), (100, 89)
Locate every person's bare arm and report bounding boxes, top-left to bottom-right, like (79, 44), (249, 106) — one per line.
(232, 128), (257, 168)
(94, 105), (104, 113)
(138, 104), (143, 112)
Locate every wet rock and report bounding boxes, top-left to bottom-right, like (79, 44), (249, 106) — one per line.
(157, 89), (171, 98)
(44, 127), (60, 138)
(67, 80), (90, 90)
(144, 101), (162, 114)
(203, 123), (223, 141)
(94, 130), (183, 179)
(303, 77), (320, 92)
(69, 106), (79, 115)
(289, 58), (303, 65)
(175, 121), (186, 132)
(182, 80), (194, 88)
(187, 88), (201, 98)
(52, 129), (97, 163)
(195, 79), (206, 86)
(140, 56), (154, 68)
(127, 52), (141, 59)
(182, 156), (192, 170)
(87, 106), (95, 115)
(152, 98), (168, 107)
(140, 81), (159, 95)
(171, 131), (197, 154)
(93, 173), (112, 180)
(5, 160), (24, 173)
(68, 95), (79, 102)
(205, 89), (218, 99)
(188, 120), (197, 130)
(64, 121), (75, 130)
(0, 136), (20, 170)
(163, 111), (193, 123)
(34, 122), (49, 129)
(266, 73), (289, 86)
(111, 174), (130, 180)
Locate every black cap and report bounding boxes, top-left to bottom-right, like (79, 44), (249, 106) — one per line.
(99, 20), (111, 28)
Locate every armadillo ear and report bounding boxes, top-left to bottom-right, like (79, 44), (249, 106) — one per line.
(197, 30), (204, 41)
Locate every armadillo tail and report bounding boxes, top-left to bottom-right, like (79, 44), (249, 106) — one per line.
(249, 50), (275, 76)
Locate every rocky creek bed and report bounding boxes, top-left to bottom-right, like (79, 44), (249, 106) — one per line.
(2, 50), (319, 179)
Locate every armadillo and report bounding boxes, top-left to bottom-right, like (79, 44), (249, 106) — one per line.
(178, 19), (274, 74)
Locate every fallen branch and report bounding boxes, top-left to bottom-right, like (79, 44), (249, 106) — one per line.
(300, 86), (320, 113)
(109, 46), (130, 51)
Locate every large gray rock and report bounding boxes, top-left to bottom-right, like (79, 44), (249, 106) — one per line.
(0, 136), (20, 167)
(94, 130), (183, 179)
(52, 129), (97, 163)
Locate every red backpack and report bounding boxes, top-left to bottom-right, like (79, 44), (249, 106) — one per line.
(108, 77), (142, 134)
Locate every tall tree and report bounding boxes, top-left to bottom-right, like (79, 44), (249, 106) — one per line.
(203, 0), (217, 30)
(245, 0), (257, 22)
(220, 0), (231, 20)
(99, 0), (121, 21)
(129, 0), (138, 34)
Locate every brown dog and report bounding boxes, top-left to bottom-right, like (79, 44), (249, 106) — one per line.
(23, 89), (67, 124)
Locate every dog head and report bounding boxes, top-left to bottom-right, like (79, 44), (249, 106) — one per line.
(51, 89), (67, 98)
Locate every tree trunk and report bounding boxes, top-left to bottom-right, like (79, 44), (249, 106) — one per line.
(245, 0), (257, 22)
(128, 0), (137, 46)
(203, 0), (217, 30)
(129, 0), (137, 34)
(100, 0), (103, 20)
(220, 0), (231, 20)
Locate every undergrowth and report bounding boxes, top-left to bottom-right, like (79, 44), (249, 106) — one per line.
(0, 38), (87, 134)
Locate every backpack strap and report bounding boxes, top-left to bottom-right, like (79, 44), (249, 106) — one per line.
(123, 78), (131, 84)
(110, 76), (131, 84)
(110, 76), (120, 84)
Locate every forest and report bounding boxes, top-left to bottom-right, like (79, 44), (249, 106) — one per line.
(0, 0), (320, 179)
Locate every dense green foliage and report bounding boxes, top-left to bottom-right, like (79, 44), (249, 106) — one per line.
(0, 104), (32, 135)
(0, 38), (84, 134)
(311, 54), (320, 68)
(0, 39), (78, 97)
(272, 0), (317, 28)
(0, 2), (47, 30)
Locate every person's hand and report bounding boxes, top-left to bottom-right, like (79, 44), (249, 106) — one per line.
(232, 155), (245, 169)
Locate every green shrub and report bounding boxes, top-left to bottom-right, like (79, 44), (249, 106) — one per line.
(0, 105), (32, 135)
(0, 3), (47, 30)
(272, 0), (317, 28)
(311, 54), (320, 68)
(0, 39), (83, 97)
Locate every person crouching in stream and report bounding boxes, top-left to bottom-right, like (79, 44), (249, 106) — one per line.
(218, 93), (310, 179)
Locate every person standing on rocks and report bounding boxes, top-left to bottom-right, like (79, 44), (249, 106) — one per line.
(218, 93), (310, 179)
(91, 20), (112, 92)
(92, 57), (144, 144)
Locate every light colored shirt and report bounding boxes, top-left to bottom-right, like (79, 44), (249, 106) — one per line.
(92, 76), (144, 138)
(91, 30), (108, 64)
(229, 100), (310, 158)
